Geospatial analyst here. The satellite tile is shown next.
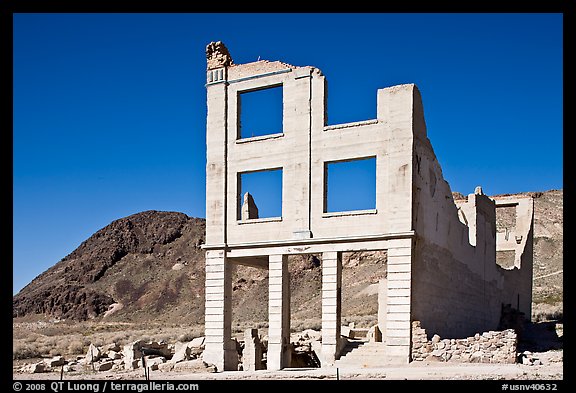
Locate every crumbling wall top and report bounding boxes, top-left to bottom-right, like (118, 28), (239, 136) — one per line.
(206, 41), (322, 80)
(206, 41), (233, 70)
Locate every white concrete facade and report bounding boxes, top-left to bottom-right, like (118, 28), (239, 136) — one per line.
(202, 42), (533, 371)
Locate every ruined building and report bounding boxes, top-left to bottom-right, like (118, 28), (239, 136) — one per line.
(202, 41), (534, 371)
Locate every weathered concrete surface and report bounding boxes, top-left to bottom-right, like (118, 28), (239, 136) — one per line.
(202, 41), (533, 370)
(242, 328), (264, 371)
(241, 192), (259, 220)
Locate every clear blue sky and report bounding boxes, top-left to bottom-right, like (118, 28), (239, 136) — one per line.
(13, 13), (563, 295)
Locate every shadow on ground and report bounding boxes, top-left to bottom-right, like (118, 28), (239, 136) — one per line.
(517, 319), (563, 352)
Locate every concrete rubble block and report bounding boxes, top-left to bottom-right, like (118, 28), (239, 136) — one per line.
(104, 342), (121, 352)
(85, 343), (101, 364)
(63, 364), (77, 373)
(96, 361), (114, 372)
(300, 329), (322, 342)
(351, 328), (369, 338)
(470, 351), (484, 363)
(431, 334), (441, 344)
(435, 341), (446, 350)
(340, 325), (353, 339)
(107, 350), (121, 360)
(427, 353), (443, 362)
(367, 325), (382, 342)
(171, 343), (192, 364)
(123, 340), (145, 370)
(144, 356), (166, 370)
(173, 359), (217, 373)
(190, 336), (206, 348)
(22, 362), (47, 374)
(45, 356), (67, 368)
(142, 341), (172, 357)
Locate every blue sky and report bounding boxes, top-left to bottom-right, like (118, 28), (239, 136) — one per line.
(12, 13), (563, 294)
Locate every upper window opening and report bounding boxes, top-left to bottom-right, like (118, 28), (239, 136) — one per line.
(324, 157), (377, 213)
(238, 85), (283, 139)
(238, 168), (283, 220)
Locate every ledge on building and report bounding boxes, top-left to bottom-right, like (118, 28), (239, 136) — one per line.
(323, 119), (379, 131)
(322, 209), (377, 218)
(237, 217), (283, 225)
(236, 133), (284, 144)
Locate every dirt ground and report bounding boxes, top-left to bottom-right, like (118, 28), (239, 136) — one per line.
(14, 349), (562, 381)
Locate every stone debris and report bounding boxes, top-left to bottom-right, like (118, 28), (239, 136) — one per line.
(107, 350), (121, 360)
(288, 329), (321, 368)
(104, 342), (121, 352)
(367, 324), (382, 342)
(173, 359), (217, 373)
(341, 323), (369, 340)
(143, 355), (166, 371)
(170, 337), (204, 364)
(122, 340), (145, 370)
(171, 342), (192, 364)
(45, 356), (67, 368)
(11, 328), (398, 375)
(14, 334), (218, 375)
(20, 362), (46, 374)
(411, 321), (517, 364)
(190, 336), (206, 348)
(96, 361), (113, 372)
(85, 343), (101, 364)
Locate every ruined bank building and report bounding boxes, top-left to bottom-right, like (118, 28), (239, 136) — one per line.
(201, 41), (534, 371)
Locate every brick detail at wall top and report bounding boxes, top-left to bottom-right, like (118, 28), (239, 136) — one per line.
(411, 321), (517, 364)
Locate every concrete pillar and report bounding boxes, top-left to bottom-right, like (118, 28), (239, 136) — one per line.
(377, 278), (387, 342)
(267, 254), (290, 370)
(384, 241), (413, 363)
(321, 251), (342, 365)
(241, 192), (259, 220)
(243, 328), (263, 371)
(205, 77), (228, 246)
(203, 250), (234, 371)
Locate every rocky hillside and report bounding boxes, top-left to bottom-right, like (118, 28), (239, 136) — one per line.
(528, 190), (563, 318)
(13, 189), (562, 325)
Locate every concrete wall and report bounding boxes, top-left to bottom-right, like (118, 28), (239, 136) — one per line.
(204, 43), (533, 368)
(206, 60), (416, 248)
(409, 86), (534, 338)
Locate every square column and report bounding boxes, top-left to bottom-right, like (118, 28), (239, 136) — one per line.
(203, 250), (236, 371)
(321, 251), (342, 365)
(384, 241), (413, 363)
(267, 254), (291, 370)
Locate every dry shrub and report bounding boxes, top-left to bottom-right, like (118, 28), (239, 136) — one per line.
(67, 340), (85, 355)
(13, 343), (41, 360)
